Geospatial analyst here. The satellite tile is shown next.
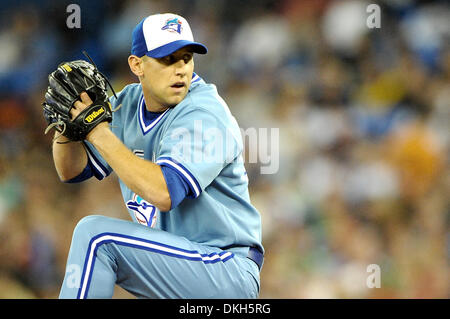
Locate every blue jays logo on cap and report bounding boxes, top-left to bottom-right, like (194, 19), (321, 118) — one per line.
(161, 18), (183, 34)
(131, 13), (208, 58)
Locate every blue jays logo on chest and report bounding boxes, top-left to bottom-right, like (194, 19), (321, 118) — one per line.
(126, 194), (158, 227)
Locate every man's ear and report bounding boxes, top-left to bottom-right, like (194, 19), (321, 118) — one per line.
(128, 55), (144, 77)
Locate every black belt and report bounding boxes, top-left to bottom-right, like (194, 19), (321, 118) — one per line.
(247, 247), (264, 271)
(221, 245), (264, 271)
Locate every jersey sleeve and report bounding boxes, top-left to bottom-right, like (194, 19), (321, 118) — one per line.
(160, 164), (191, 209)
(66, 85), (133, 182)
(76, 88), (130, 181)
(82, 141), (113, 180)
(156, 107), (242, 198)
(63, 162), (94, 183)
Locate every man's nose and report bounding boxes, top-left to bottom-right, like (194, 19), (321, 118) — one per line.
(174, 59), (188, 75)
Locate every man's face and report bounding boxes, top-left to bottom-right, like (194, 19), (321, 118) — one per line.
(139, 47), (194, 110)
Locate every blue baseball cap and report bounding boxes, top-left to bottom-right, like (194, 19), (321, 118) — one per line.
(131, 13), (208, 58)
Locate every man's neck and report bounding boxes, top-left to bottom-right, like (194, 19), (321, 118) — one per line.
(142, 89), (169, 113)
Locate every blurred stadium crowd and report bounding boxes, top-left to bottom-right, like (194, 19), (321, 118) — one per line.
(0, 0), (448, 298)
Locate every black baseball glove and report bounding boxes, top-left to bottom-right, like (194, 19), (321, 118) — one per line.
(42, 59), (114, 142)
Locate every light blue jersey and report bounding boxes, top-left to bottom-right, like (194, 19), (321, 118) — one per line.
(84, 73), (263, 253)
(59, 74), (263, 299)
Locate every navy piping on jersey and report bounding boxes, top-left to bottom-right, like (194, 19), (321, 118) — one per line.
(83, 142), (110, 180)
(77, 232), (234, 299)
(156, 156), (202, 198)
(191, 73), (201, 84)
(138, 94), (171, 135)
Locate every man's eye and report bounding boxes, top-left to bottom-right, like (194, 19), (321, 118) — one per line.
(161, 55), (174, 64)
(160, 54), (192, 65)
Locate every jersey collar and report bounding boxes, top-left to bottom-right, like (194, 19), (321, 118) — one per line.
(189, 72), (204, 92)
(138, 72), (203, 134)
(138, 94), (170, 135)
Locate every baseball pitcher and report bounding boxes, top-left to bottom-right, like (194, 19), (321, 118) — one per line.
(42, 13), (264, 299)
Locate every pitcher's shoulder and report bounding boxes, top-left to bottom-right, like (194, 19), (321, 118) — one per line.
(109, 83), (143, 111)
(187, 82), (233, 119)
(112, 83), (142, 102)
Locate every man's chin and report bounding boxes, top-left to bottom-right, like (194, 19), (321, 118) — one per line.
(166, 96), (186, 108)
